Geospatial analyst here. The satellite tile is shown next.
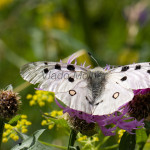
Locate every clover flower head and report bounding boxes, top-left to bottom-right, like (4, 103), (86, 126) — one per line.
(128, 88), (150, 120)
(0, 89), (21, 119)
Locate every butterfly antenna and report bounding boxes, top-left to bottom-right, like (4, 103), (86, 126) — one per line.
(88, 52), (100, 66)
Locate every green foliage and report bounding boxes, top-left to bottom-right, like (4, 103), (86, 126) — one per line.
(11, 129), (51, 150)
(8, 115), (22, 126)
(136, 128), (148, 150)
(119, 131), (136, 150)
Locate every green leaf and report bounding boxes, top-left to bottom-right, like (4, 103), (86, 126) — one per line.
(119, 132), (136, 150)
(144, 121), (150, 134)
(136, 128), (148, 150)
(11, 129), (47, 150)
(15, 130), (29, 140)
(8, 115), (21, 126)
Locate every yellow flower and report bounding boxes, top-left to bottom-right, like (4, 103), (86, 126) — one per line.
(118, 129), (125, 143)
(57, 111), (63, 116)
(26, 94), (32, 99)
(12, 135), (19, 141)
(5, 124), (12, 129)
(48, 124), (54, 130)
(27, 91), (54, 107)
(77, 135), (87, 142)
(22, 128), (28, 133)
(39, 101), (45, 107)
(26, 121), (32, 126)
(47, 95), (53, 103)
(41, 109), (63, 130)
(2, 114), (31, 143)
(10, 133), (15, 138)
(3, 132), (8, 137)
(41, 120), (47, 126)
(93, 137), (99, 142)
(2, 138), (8, 143)
(21, 115), (27, 119)
(0, 0), (13, 9)
(29, 100), (36, 106)
(51, 110), (57, 117)
(42, 95), (47, 100)
(33, 95), (38, 100)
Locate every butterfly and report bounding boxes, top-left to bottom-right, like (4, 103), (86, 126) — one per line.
(20, 57), (150, 116)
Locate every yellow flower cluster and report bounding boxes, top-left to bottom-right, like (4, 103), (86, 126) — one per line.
(2, 115), (32, 143)
(77, 133), (99, 143)
(77, 135), (87, 142)
(40, 12), (70, 30)
(26, 90), (54, 107)
(118, 129), (125, 143)
(0, 0), (13, 9)
(41, 110), (63, 130)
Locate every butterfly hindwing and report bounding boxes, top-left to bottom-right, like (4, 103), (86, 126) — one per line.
(55, 86), (93, 114)
(93, 78), (134, 115)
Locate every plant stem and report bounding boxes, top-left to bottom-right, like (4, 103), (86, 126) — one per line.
(68, 129), (78, 150)
(0, 119), (4, 150)
(39, 141), (67, 150)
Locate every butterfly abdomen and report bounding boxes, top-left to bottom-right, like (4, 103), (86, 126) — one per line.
(88, 71), (107, 103)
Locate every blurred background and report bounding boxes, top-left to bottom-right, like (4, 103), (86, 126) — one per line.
(0, 0), (150, 149)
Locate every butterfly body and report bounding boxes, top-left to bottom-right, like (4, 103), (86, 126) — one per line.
(20, 61), (150, 116)
(87, 69), (107, 104)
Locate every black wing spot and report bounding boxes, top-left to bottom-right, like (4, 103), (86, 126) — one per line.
(44, 68), (49, 74)
(121, 66), (129, 72)
(112, 92), (119, 99)
(95, 100), (103, 106)
(121, 76), (127, 81)
(55, 64), (61, 70)
(68, 77), (74, 82)
(44, 62), (48, 65)
(147, 70), (150, 74)
(69, 90), (76, 96)
(135, 65), (141, 70)
(67, 65), (75, 71)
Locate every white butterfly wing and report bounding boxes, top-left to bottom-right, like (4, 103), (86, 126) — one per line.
(20, 61), (93, 114)
(55, 86), (93, 114)
(110, 62), (150, 89)
(94, 62), (150, 115)
(93, 78), (134, 115)
(21, 61), (150, 116)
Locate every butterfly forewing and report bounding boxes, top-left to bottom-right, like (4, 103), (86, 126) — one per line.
(110, 62), (150, 90)
(20, 61), (93, 114)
